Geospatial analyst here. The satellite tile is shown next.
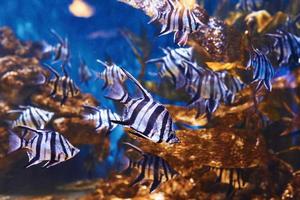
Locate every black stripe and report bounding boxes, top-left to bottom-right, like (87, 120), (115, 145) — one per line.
(49, 131), (57, 164)
(59, 134), (68, 160)
(126, 100), (148, 125)
(160, 112), (170, 143)
(144, 105), (165, 136)
(27, 133), (43, 166)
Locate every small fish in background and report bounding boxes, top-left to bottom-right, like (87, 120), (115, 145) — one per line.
(236, 0), (265, 12)
(183, 61), (231, 117)
(267, 29), (300, 66)
(200, 166), (247, 196)
(151, 0), (208, 46)
(49, 29), (71, 67)
(96, 60), (128, 101)
(44, 63), (80, 105)
(147, 47), (194, 89)
(284, 14), (300, 35)
(218, 71), (246, 104)
(8, 126), (80, 168)
(108, 64), (179, 144)
(82, 105), (120, 134)
(120, 28), (152, 80)
(87, 29), (118, 40)
(78, 56), (92, 86)
(246, 47), (275, 91)
(121, 142), (179, 193)
(8, 106), (54, 130)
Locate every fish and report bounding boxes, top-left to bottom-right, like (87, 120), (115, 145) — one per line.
(202, 166), (247, 190)
(9, 106), (54, 130)
(108, 64), (179, 144)
(188, 98), (220, 118)
(267, 30), (300, 66)
(285, 14), (300, 35)
(183, 61), (230, 116)
(50, 29), (71, 67)
(217, 71), (246, 104)
(44, 64), (80, 105)
(147, 47), (194, 89)
(152, 0), (207, 46)
(96, 60), (128, 101)
(246, 47), (275, 91)
(78, 56), (92, 86)
(8, 126), (80, 168)
(82, 105), (120, 133)
(236, 0), (264, 12)
(8, 106), (55, 140)
(122, 142), (178, 193)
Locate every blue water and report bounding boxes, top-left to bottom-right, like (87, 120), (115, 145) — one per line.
(0, 0), (294, 194)
(0, 0), (177, 192)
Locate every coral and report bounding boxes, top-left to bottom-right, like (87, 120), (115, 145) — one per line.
(0, 27), (105, 166)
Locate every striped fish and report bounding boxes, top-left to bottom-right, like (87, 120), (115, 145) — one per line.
(184, 61), (230, 116)
(147, 47), (194, 89)
(202, 166), (247, 190)
(188, 98), (220, 118)
(246, 47), (275, 91)
(153, 0), (207, 46)
(110, 65), (179, 144)
(8, 126), (80, 168)
(285, 14), (300, 35)
(123, 142), (178, 192)
(217, 71), (246, 104)
(78, 56), (92, 86)
(82, 105), (120, 133)
(96, 60), (128, 101)
(236, 0), (264, 12)
(50, 29), (71, 67)
(267, 30), (300, 66)
(44, 64), (80, 105)
(10, 106), (54, 130)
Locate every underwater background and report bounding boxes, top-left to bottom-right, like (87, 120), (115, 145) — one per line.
(0, 0), (300, 199)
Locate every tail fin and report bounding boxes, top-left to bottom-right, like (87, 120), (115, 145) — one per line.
(8, 130), (21, 154)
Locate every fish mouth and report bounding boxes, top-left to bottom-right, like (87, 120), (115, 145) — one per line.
(168, 135), (180, 144)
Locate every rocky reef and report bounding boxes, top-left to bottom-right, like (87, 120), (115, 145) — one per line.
(1, 4), (300, 198)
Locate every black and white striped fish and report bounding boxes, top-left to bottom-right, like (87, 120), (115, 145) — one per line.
(152, 0), (207, 46)
(96, 60), (128, 101)
(50, 29), (71, 67)
(246, 47), (274, 91)
(147, 47), (194, 89)
(236, 0), (264, 12)
(122, 142), (178, 193)
(188, 98), (220, 118)
(82, 105), (120, 133)
(267, 30), (300, 66)
(217, 71), (246, 104)
(78, 56), (92, 86)
(285, 14), (300, 35)
(9, 106), (54, 130)
(44, 64), (80, 105)
(184, 61), (230, 115)
(202, 166), (247, 190)
(8, 126), (80, 168)
(109, 65), (179, 144)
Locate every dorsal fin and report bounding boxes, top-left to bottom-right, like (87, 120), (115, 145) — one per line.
(97, 59), (110, 69)
(119, 67), (153, 100)
(50, 29), (64, 45)
(123, 142), (144, 155)
(44, 63), (60, 78)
